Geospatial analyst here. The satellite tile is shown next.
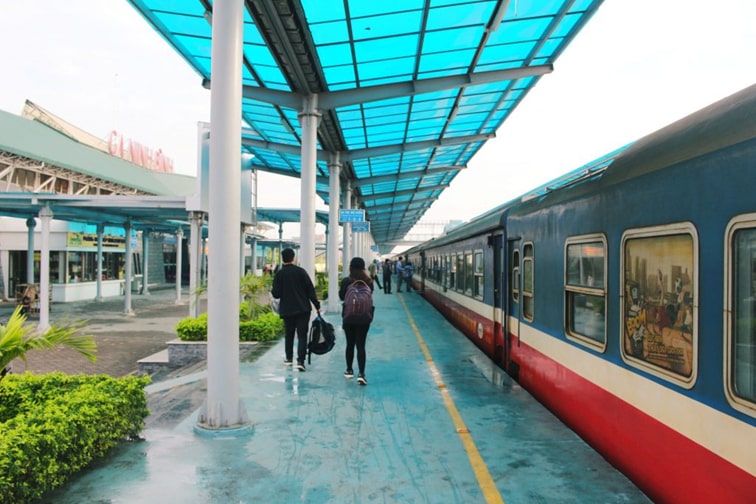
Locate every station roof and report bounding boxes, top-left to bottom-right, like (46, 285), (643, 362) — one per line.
(127, 0), (604, 246)
(0, 110), (196, 197)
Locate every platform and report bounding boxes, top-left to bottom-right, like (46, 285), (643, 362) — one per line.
(40, 287), (651, 503)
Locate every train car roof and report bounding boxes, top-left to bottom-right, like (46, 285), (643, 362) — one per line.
(513, 83), (756, 211)
(407, 83), (756, 252)
(601, 83), (756, 185)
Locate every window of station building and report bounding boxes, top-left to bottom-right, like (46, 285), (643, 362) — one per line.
(67, 251), (126, 283)
(522, 243), (534, 321)
(455, 253), (465, 291)
(464, 252), (474, 296)
(565, 235), (607, 350)
(473, 250), (484, 299)
(725, 216), (756, 416)
(620, 224), (698, 388)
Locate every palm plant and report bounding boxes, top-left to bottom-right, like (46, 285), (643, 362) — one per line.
(239, 273), (272, 321)
(0, 306), (96, 380)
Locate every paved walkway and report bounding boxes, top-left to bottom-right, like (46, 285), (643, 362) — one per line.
(2, 287), (196, 377)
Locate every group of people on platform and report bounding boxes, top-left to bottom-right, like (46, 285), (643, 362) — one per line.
(270, 250), (415, 388)
(367, 256), (413, 294)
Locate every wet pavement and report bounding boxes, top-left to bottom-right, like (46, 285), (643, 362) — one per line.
(2, 287), (651, 503)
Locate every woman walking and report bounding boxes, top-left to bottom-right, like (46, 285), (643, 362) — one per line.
(339, 257), (374, 385)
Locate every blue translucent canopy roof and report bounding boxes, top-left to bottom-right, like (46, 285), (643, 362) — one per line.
(127, 0), (603, 245)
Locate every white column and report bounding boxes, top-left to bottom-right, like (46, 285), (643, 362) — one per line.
(198, 0), (247, 431)
(327, 154), (341, 313)
(25, 218), (35, 284)
(189, 212), (202, 317)
(37, 208), (52, 330)
(123, 221), (134, 315)
(175, 227), (183, 304)
(298, 94), (320, 281)
(141, 230), (150, 295)
(95, 223), (104, 302)
(342, 183), (351, 273)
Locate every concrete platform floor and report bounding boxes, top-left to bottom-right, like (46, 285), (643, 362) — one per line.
(3, 287), (651, 503)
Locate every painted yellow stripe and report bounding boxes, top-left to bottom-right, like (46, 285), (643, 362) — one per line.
(399, 294), (505, 504)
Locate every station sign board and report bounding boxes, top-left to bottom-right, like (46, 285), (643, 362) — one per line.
(351, 221), (370, 233)
(339, 209), (365, 223)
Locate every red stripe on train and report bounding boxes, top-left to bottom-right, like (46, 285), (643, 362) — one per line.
(512, 340), (755, 504)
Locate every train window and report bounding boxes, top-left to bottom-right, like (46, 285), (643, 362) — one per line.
(620, 224), (698, 387)
(456, 254), (464, 291)
(449, 254), (455, 289)
(512, 249), (520, 303)
(725, 216), (756, 416)
(473, 250), (484, 299)
(464, 252), (473, 296)
(565, 235), (607, 350)
(523, 243), (534, 321)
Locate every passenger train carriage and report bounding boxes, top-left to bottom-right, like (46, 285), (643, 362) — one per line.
(404, 84), (756, 503)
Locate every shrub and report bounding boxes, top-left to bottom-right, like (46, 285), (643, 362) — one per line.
(175, 312), (208, 341)
(239, 312), (284, 342)
(176, 311), (282, 342)
(0, 373), (150, 503)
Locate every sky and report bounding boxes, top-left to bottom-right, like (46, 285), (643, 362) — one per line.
(2, 0), (755, 241)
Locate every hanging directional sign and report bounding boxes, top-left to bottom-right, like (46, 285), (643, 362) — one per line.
(351, 221), (370, 233)
(339, 209), (365, 223)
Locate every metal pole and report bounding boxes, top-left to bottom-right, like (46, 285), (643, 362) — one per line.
(37, 207), (52, 330)
(25, 218), (35, 284)
(175, 227), (183, 304)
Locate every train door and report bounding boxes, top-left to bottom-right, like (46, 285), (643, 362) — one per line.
(419, 251), (426, 293)
(507, 237), (521, 376)
(492, 234), (506, 366)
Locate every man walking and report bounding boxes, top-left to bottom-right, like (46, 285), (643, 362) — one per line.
(368, 259), (382, 290)
(271, 248), (321, 371)
(395, 256), (405, 292)
(382, 258), (392, 293)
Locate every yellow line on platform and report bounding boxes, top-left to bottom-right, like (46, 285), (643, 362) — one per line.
(398, 294), (504, 504)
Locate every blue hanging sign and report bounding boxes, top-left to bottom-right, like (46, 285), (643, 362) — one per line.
(351, 221), (370, 233)
(339, 209), (365, 223)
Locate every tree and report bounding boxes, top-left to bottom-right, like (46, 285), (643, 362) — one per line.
(0, 306), (96, 380)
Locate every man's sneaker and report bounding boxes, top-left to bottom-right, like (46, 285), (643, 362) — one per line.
(344, 369), (354, 379)
(284, 359), (293, 366)
(297, 363), (306, 372)
(357, 374), (367, 386)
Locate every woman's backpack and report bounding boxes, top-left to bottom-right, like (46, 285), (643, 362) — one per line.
(342, 279), (374, 324)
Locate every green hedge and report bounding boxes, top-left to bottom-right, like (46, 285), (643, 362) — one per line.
(0, 373), (150, 503)
(175, 310), (283, 342)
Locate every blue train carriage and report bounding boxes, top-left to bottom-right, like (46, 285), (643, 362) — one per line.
(403, 200), (515, 364)
(411, 84), (756, 504)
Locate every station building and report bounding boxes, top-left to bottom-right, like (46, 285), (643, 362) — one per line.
(0, 101), (201, 303)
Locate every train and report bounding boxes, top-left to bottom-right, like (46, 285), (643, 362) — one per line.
(402, 84), (756, 503)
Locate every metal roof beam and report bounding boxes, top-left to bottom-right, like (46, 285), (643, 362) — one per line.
(231, 65), (553, 111)
(359, 183), (449, 201)
(320, 65), (552, 109)
(243, 129), (482, 171)
(351, 165), (464, 187)
(343, 133), (493, 162)
(367, 197), (437, 212)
